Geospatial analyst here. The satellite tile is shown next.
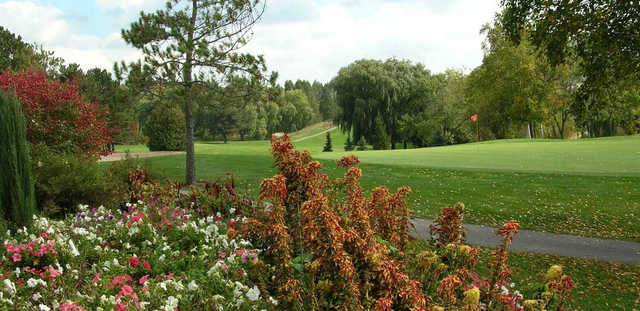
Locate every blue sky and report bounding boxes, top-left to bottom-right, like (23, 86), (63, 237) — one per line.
(0, 0), (500, 83)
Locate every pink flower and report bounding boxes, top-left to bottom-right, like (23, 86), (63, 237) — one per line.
(218, 252), (226, 259)
(93, 273), (101, 285)
(44, 266), (61, 278)
(121, 285), (133, 296)
(142, 261), (151, 269)
(116, 304), (128, 311)
(129, 256), (139, 268)
(11, 253), (22, 262)
(138, 275), (149, 285)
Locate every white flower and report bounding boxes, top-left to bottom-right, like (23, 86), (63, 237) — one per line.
(159, 282), (167, 291)
(26, 278), (46, 288)
(38, 304), (51, 311)
(69, 239), (80, 257)
(246, 286), (260, 301)
(269, 296), (278, 305)
(3, 279), (16, 296)
(32, 293), (42, 301)
(187, 280), (198, 291)
(229, 208), (236, 214)
(163, 296), (179, 311)
(72, 227), (89, 236)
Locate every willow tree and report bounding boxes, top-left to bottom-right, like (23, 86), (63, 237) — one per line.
(121, 0), (266, 184)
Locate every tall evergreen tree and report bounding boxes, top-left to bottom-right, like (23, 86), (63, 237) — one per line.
(120, 0), (266, 184)
(323, 132), (333, 152)
(0, 90), (36, 229)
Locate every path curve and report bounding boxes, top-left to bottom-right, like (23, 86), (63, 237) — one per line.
(410, 218), (640, 265)
(99, 151), (185, 162)
(292, 127), (338, 142)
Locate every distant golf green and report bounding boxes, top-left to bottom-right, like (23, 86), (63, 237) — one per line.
(112, 126), (640, 241)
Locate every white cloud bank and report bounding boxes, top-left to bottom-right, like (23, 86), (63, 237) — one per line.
(0, 0), (499, 83)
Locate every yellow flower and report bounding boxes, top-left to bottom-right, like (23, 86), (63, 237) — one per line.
(545, 265), (563, 281)
(463, 287), (480, 305)
(436, 263), (448, 273)
(445, 243), (457, 253)
(541, 291), (553, 301)
(316, 280), (332, 292)
(432, 306), (445, 311)
(417, 250), (439, 269)
(458, 244), (472, 256)
(523, 299), (546, 311)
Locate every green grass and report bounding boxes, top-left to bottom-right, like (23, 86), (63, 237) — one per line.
(114, 144), (150, 153)
(288, 121), (337, 141)
(409, 240), (640, 311)
(313, 135), (640, 176)
(111, 130), (640, 241)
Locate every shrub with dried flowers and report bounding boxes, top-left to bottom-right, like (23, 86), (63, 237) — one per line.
(241, 135), (427, 310)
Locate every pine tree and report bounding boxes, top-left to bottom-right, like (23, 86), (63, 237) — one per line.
(344, 136), (355, 151)
(323, 132), (333, 152)
(0, 90), (36, 229)
(356, 137), (368, 151)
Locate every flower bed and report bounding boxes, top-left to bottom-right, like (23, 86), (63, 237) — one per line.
(1, 135), (574, 310)
(1, 199), (273, 310)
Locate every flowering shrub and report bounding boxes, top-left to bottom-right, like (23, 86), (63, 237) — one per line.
(0, 70), (111, 158)
(408, 204), (574, 311)
(241, 135), (425, 310)
(0, 184), (273, 310)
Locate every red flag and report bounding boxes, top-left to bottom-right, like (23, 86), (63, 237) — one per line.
(471, 114), (478, 122)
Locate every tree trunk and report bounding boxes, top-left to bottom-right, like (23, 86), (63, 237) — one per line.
(183, 0), (198, 185)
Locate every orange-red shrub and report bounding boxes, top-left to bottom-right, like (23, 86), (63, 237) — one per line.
(0, 70), (111, 158)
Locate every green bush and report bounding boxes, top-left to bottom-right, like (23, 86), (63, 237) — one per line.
(322, 132), (333, 152)
(30, 144), (116, 217)
(105, 153), (157, 202)
(344, 136), (355, 151)
(0, 90), (36, 229)
(143, 102), (186, 151)
(356, 136), (368, 151)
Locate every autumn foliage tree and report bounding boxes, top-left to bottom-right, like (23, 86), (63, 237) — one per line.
(0, 70), (111, 158)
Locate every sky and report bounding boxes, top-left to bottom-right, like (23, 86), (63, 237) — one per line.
(0, 0), (500, 84)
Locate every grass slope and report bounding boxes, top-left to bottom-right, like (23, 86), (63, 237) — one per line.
(113, 130), (640, 241)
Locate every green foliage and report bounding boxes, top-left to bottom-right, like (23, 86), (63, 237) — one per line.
(500, 0), (640, 95)
(30, 144), (116, 217)
(344, 136), (355, 151)
(356, 136), (367, 151)
(0, 90), (36, 229)
(322, 132), (332, 152)
(143, 100), (186, 151)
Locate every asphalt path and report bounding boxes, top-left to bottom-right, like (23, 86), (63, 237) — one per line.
(410, 218), (640, 265)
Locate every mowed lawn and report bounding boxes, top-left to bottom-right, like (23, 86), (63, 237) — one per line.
(115, 130), (640, 241)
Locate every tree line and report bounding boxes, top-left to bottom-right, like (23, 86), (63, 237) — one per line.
(331, 15), (639, 150)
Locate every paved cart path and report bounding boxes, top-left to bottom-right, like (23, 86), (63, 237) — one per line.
(292, 127), (338, 142)
(410, 218), (640, 265)
(99, 151), (185, 162)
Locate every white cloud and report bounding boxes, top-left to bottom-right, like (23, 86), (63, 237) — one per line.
(0, 1), (141, 73)
(243, 0), (500, 83)
(0, 0), (500, 84)
(95, 0), (162, 12)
